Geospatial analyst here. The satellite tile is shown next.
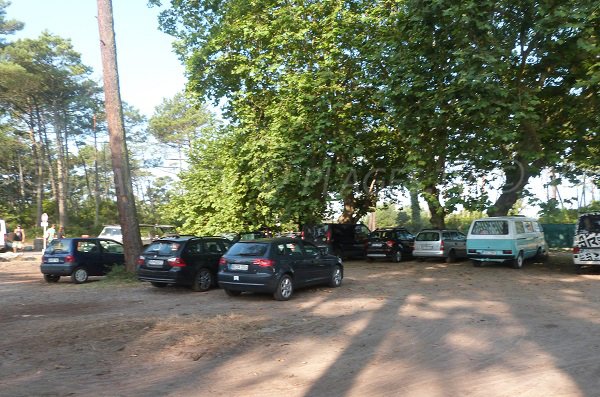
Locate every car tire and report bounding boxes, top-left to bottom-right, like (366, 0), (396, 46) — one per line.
(392, 250), (402, 263)
(535, 247), (548, 262)
(329, 265), (343, 288)
(512, 252), (524, 269)
(472, 260), (482, 267)
(273, 274), (293, 301)
(44, 274), (60, 283)
(224, 288), (242, 297)
(446, 250), (456, 263)
(192, 268), (213, 292)
(71, 267), (88, 284)
(150, 282), (167, 288)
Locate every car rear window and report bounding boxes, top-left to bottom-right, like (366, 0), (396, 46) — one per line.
(416, 232), (440, 241)
(46, 240), (70, 254)
(227, 242), (269, 256)
(371, 230), (395, 239)
(145, 241), (182, 256)
(578, 214), (600, 233)
(471, 221), (509, 235)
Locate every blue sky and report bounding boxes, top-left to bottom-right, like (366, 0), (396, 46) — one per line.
(8, 0), (186, 117)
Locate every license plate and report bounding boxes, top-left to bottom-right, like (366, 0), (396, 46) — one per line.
(230, 264), (248, 271)
(371, 243), (382, 248)
(148, 259), (163, 266)
(423, 245), (432, 249)
(48, 258), (60, 263)
(482, 250), (496, 255)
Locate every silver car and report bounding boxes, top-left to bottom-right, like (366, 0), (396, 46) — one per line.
(413, 229), (467, 263)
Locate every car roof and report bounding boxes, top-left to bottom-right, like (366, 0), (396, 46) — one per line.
(418, 229), (460, 232)
(235, 237), (301, 244)
(151, 235), (228, 242)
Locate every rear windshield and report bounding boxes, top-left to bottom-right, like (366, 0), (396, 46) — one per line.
(45, 239), (70, 254)
(100, 227), (121, 236)
(416, 232), (440, 241)
(144, 241), (181, 256)
(371, 230), (396, 239)
(471, 221), (509, 235)
(227, 242), (269, 256)
(578, 214), (600, 233)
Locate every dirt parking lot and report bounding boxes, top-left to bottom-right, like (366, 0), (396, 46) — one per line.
(1, 252), (599, 397)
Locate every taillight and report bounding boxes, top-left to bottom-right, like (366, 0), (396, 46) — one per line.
(253, 259), (274, 267)
(573, 247), (580, 254)
(301, 230), (305, 240)
(136, 256), (145, 265)
(386, 240), (394, 248)
(439, 241), (444, 252)
(325, 230), (331, 242)
(65, 255), (75, 263)
(468, 249), (476, 253)
(502, 250), (513, 254)
(219, 257), (227, 265)
(167, 257), (187, 267)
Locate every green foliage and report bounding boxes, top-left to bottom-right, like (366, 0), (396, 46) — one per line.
(445, 211), (486, 234)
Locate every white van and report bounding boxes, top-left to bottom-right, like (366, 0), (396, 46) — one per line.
(467, 216), (548, 269)
(573, 212), (600, 271)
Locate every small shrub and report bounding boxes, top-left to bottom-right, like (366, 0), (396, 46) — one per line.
(102, 265), (139, 285)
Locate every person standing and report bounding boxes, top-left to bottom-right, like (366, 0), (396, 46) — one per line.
(45, 224), (56, 245)
(13, 225), (25, 253)
(57, 226), (65, 239)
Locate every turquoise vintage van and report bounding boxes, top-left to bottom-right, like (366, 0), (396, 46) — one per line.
(467, 216), (548, 269)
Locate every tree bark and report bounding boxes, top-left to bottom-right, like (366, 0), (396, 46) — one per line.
(97, 0), (142, 271)
(422, 184), (446, 229)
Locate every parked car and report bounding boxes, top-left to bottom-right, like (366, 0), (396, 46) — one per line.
(301, 223), (371, 259)
(40, 238), (125, 283)
(136, 236), (231, 291)
(413, 229), (467, 263)
(98, 224), (176, 246)
(218, 238), (343, 301)
(573, 212), (600, 272)
(366, 227), (415, 262)
(467, 216), (548, 269)
(0, 219), (6, 253)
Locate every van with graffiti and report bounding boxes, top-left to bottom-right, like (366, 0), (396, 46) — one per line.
(573, 213), (600, 271)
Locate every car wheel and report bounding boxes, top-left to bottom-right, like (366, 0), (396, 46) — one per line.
(273, 274), (293, 301)
(150, 282), (167, 288)
(535, 247), (548, 262)
(446, 250), (456, 263)
(392, 250), (402, 263)
(224, 288), (242, 297)
(329, 265), (343, 288)
(192, 268), (213, 292)
(472, 260), (482, 267)
(512, 252), (524, 269)
(44, 274), (60, 283)
(71, 267), (88, 284)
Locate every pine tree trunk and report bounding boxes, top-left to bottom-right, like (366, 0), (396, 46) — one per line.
(97, 0), (142, 271)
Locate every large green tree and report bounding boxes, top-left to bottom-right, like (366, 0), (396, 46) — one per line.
(152, 0), (395, 227)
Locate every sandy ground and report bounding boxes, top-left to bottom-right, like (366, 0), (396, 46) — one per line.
(0, 251), (599, 397)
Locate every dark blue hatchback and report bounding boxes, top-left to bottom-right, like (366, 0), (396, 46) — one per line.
(218, 238), (343, 301)
(40, 238), (125, 284)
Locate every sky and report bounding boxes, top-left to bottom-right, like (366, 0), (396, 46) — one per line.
(8, 0), (187, 117)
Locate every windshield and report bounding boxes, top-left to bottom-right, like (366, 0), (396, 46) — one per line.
(471, 221), (509, 235)
(227, 242), (269, 257)
(416, 232), (440, 241)
(100, 227), (121, 236)
(144, 241), (181, 256)
(578, 214), (600, 233)
(45, 239), (69, 254)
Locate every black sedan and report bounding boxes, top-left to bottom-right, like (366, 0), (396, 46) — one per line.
(40, 238), (125, 284)
(218, 238), (343, 301)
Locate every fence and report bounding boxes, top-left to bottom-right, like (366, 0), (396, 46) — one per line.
(541, 223), (576, 248)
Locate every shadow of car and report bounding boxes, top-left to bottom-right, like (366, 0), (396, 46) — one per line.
(40, 238), (125, 283)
